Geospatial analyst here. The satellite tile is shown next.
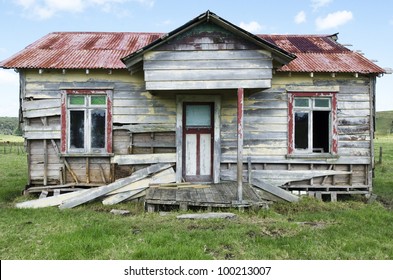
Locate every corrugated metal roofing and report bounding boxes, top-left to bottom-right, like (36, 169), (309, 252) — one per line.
(0, 32), (385, 74)
(0, 32), (161, 69)
(260, 34), (385, 73)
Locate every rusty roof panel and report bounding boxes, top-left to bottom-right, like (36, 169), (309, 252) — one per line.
(259, 34), (384, 74)
(0, 32), (385, 74)
(0, 32), (161, 69)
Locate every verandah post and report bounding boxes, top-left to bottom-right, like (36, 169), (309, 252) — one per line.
(237, 88), (244, 203)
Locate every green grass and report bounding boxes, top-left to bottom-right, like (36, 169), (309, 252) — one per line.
(0, 134), (24, 143)
(0, 138), (393, 260)
(373, 135), (393, 206)
(376, 110), (393, 136)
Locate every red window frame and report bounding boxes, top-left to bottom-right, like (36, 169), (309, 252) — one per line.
(61, 89), (113, 154)
(288, 92), (338, 155)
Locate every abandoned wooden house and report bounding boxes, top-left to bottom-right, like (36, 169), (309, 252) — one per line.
(0, 11), (386, 208)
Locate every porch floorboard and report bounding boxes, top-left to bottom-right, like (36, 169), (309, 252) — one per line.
(145, 181), (266, 211)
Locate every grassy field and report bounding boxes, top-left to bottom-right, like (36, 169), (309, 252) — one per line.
(376, 111), (393, 136)
(0, 137), (392, 260)
(0, 134), (24, 143)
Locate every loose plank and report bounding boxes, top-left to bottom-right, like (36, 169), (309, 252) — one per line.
(59, 163), (173, 209)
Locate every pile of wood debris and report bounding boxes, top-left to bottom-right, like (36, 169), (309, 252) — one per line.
(16, 163), (176, 209)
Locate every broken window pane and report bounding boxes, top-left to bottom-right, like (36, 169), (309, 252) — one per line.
(91, 109), (106, 149)
(70, 110), (85, 149)
(295, 112), (308, 149)
(91, 96), (106, 105)
(69, 95), (85, 105)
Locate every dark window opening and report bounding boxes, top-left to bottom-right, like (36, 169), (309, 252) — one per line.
(295, 112), (309, 149)
(313, 111), (330, 153)
(91, 109), (106, 149)
(70, 110), (84, 149)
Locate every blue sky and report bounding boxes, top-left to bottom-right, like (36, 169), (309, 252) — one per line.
(0, 0), (392, 116)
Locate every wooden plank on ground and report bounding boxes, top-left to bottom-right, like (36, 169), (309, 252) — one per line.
(102, 168), (175, 205)
(251, 178), (299, 203)
(59, 163), (173, 209)
(177, 212), (237, 220)
(106, 168), (175, 195)
(102, 188), (146, 205)
(15, 189), (90, 209)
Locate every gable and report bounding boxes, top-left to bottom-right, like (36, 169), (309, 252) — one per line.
(122, 12), (296, 91)
(142, 21), (276, 90)
(156, 22), (260, 51)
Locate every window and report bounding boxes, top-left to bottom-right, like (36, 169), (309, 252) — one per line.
(61, 90), (112, 154)
(288, 92), (337, 155)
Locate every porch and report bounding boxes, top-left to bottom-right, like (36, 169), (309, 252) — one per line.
(145, 181), (267, 212)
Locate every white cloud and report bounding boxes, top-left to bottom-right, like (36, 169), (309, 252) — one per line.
(316, 10), (353, 30)
(239, 21), (265, 33)
(13, 0), (152, 20)
(390, 18), (393, 25)
(295, 11), (306, 24)
(311, 0), (333, 11)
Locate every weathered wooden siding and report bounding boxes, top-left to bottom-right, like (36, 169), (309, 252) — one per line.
(22, 69), (178, 186)
(21, 68), (373, 193)
(143, 22), (273, 90)
(220, 73), (373, 166)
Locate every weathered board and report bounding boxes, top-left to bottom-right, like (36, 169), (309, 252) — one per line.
(59, 163), (173, 209)
(111, 153), (176, 165)
(143, 22), (273, 90)
(251, 178), (299, 202)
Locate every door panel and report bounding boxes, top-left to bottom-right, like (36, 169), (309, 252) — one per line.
(185, 134), (197, 176)
(199, 134), (211, 175)
(183, 103), (214, 182)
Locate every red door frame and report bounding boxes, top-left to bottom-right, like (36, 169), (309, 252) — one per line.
(182, 102), (214, 182)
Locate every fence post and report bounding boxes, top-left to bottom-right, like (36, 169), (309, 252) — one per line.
(379, 146), (383, 164)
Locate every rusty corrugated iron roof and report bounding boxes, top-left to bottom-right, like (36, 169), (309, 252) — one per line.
(260, 34), (385, 73)
(0, 32), (385, 74)
(0, 32), (161, 69)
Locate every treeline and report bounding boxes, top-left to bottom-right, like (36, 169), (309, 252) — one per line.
(0, 117), (21, 135)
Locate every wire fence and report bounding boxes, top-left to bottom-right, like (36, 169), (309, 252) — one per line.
(0, 142), (26, 155)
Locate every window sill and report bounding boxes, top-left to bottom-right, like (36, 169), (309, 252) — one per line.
(61, 153), (114, 158)
(286, 153), (339, 161)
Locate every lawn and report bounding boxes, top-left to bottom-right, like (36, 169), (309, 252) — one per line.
(0, 137), (392, 260)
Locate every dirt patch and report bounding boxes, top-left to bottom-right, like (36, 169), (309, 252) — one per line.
(377, 197), (393, 210)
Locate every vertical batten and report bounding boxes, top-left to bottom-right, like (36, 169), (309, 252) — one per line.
(237, 88), (244, 203)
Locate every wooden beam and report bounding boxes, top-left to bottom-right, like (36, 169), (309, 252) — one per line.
(86, 158), (90, 184)
(59, 163), (173, 209)
(63, 158), (79, 184)
(251, 178), (299, 202)
(43, 139), (48, 186)
(111, 153), (176, 165)
(102, 168), (175, 205)
(237, 88), (244, 202)
(16, 189), (90, 209)
(99, 164), (107, 184)
(113, 123), (176, 133)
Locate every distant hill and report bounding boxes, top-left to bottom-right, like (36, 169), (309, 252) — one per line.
(0, 117), (20, 135)
(376, 111), (393, 135)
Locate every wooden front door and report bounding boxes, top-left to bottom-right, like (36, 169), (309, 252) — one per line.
(182, 102), (214, 182)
